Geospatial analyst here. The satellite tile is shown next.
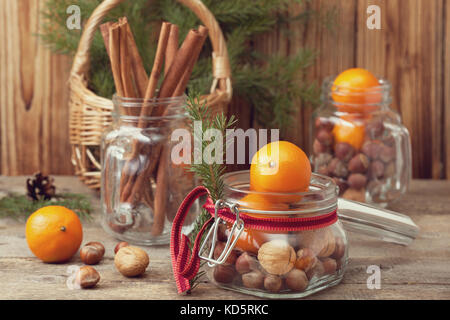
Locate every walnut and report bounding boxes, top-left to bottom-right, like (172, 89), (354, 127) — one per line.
(114, 246), (149, 277)
(257, 240), (296, 275)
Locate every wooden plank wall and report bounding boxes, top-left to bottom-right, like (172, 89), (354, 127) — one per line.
(0, 0), (449, 179)
(0, 0), (73, 175)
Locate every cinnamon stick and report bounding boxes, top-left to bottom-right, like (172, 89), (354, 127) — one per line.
(151, 26), (208, 235)
(118, 21), (137, 99)
(109, 25), (124, 97)
(129, 27), (208, 192)
(123, 18), (148, 98)
(165, 24), (179, 75)
(100, 22), (112, 57)
(173, 25), (208, 96)
(119, 22), (172, 203)
(101, 19), (148, 99)
(152, 146), (170, 236)
(157, 28), (207, 101)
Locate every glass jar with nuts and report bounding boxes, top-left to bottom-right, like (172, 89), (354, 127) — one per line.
(310, 74), (412, 207)
(171, 170), (419, 298)
(204, 171), (347, 299)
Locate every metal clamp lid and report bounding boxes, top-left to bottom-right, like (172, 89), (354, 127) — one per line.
(199, 200), (244, 267)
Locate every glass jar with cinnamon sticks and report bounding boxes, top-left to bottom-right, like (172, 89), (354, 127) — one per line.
(99, 18), (209, 244)
(101, 94), (199, 245)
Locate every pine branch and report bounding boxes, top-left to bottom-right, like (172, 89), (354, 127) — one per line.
(0, 193), (92, 221)
(184, 93), (236, 291)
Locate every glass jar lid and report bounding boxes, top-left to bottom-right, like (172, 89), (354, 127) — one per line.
(223, 170), (419, 245)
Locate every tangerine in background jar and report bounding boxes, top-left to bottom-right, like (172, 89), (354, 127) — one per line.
(310, 68), (412, 206)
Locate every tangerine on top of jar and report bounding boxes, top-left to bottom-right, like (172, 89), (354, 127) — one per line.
(331, 68), (382, 112)
(250, 141), (311, 196)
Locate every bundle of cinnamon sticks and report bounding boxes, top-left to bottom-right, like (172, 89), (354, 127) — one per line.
(101, 18), (208, 236)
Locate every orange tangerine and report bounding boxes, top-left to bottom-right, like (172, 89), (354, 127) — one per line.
(250, 141), (311, 203)
(332, 68), (382, 113)
(25, 206), (83, 263)
(333, 120), (365, 151)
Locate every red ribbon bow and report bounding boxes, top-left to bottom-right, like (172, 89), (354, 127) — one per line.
(170, 186), (337, 294)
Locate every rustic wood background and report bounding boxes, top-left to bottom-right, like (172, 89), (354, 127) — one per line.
(0, 0), (449, 179)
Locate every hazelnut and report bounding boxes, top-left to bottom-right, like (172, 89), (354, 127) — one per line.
(242, 270), (264, 289)
(384, 161), (395, 177)
(114, 241), (130, 254)
(367, 180), (383, 196)
(75, 266), (100, 289)
(264, 275), (283, 293)
(379, 145), (395, 163)
(257, 240), (296, 275)
(313, 139), (329, 155)
(316, 129), (333, 146)
(314, 153), (333, 168)
(80, 242), (105, 265)
(294, 248), (317, 272)
(285, 269), (309, 292)
(306, 260), (325, 279)
(331, 237), (346, 260)
(235, 252), (258, 274)
(348, 153), (369, 173)
(114, 246), (149, 277)
(213, 242), (238, 265)
(213, 265), (235, 284)
(332, 178), (348, 196)
(328, 158), (348, 178)
(315, 118), (334, 132)
(369, 160), (385, 179)
(321, 258), (337, 275)
(382, 136), (396, 147)
(335, 143), (355, 162)
(317, 165), (329, 176)
(365, 119), (384, 139)
(348, 173), (368, 189)
(342, 188), (366, 202)
(217, 223), (228, 242)
(362, 140), (383, 159)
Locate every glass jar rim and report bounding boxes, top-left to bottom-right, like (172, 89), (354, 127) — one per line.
(112, 94), (187, 121)
(222, 170), (338, 215)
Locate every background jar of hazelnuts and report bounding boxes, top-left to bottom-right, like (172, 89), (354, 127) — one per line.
(310, 73), (412, 207)
(203, 171), (348, 299)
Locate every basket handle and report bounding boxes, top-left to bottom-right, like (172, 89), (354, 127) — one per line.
(70, 0), (231, 96)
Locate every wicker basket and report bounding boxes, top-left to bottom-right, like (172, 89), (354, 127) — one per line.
(68, 0), (232, 189)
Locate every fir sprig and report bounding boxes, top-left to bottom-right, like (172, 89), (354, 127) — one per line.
(185, 94), (236, 202)
(184, 93), (236, 291)
(0, 193), (92, 221)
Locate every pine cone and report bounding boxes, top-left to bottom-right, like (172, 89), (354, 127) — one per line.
(26, 172), (56, 201)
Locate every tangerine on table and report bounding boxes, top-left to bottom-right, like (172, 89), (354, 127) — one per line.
(332, 68), (382, 112)
(26, 206), (83, 263)
(250, 141), (311, 198)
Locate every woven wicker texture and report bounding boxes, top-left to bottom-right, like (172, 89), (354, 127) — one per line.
(69, 0), (232, 189)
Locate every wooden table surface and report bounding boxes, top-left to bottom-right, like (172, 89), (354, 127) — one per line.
(0, 176), (449, 300)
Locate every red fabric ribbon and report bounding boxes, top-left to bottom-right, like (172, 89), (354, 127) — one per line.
(170, 186), (338, 294)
